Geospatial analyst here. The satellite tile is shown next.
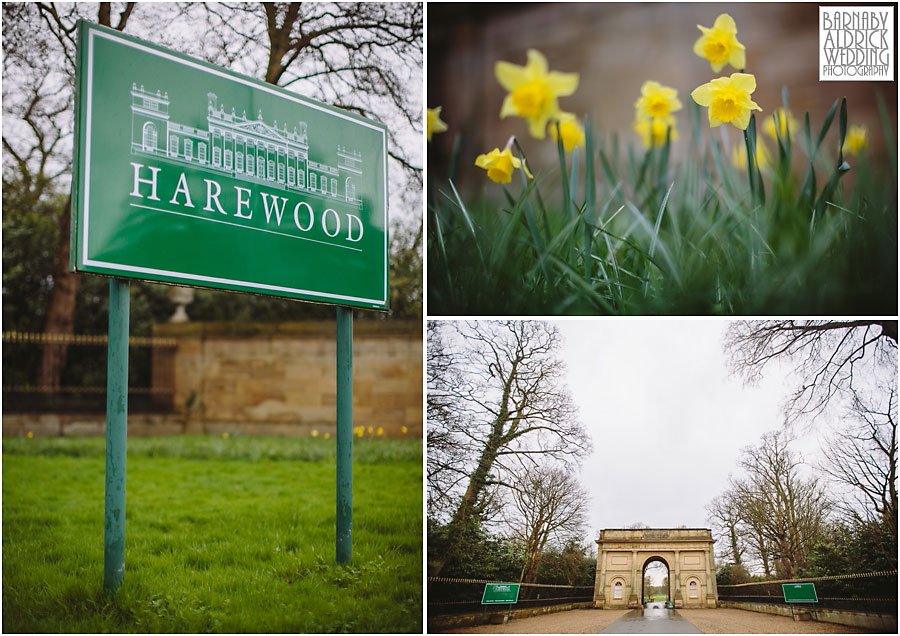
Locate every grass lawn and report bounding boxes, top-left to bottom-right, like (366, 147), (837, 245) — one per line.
(2, 435), (422, 633)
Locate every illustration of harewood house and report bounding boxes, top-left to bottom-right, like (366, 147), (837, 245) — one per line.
(130, 83), (363, 208)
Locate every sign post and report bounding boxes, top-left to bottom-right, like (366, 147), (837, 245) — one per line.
(103, 278), (130, 593)
(481, 583), (521, 624)
(782, 582), (818, 621)
(335, 306), (353, 563)
(72, 20), (388, 592)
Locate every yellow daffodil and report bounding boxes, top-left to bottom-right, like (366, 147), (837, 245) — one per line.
(367, 426), (373, 434)
(635, 81), (683, 120)
(731, 140), (771, 170)
(633, 115), (678, 148)
(549, 118), (586, 152)
(376, 427), (384, 436)
(694, 13), (746, 72)
(843, 125), (868, 155)
(691, 73), (762, 130)
(26, 432), (33, 439)
(475, 147), (533, 183)
(496, 49), (579, 139)
(324, 433), (330, 440)
(427, 106), (448, 141)
(763, 107), (799, 140)
(401, 426), (408, 434)
(312, 429), (319, 437)
(222, 432), (229, 440)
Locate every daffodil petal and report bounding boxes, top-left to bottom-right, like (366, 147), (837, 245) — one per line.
(729, 48), (746, 71)
(733, 110), (752, 130)
(475, 152), (495, 169)
(499, 94), (518, 119)
(495, 61), (529, 91)
(730, 72), (756, 93)
(713, 13), (738, 34)
(711, 59), (727, 73)
(693, 35), (708, 57)
(691, 82), (715, 106)
(546, 71), (579, 96)
(525, 49), (549, 77)
(528, 114), (548, 139)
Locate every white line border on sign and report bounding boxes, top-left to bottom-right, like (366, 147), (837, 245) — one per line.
(81, 26), (389, 307)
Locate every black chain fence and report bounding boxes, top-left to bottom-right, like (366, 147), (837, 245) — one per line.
(718, 570), (897, 614)
(428, 577), (593, 618)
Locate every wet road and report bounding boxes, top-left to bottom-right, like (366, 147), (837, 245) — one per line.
(598, 602), (702, 634)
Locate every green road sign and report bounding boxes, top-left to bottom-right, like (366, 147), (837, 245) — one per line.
(72, 21), (388, 310)
(482, 583), (521, 605)
(782, 582), (818, 603)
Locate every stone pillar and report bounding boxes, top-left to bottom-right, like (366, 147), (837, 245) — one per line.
(673, 549), (683, 608)
(594, 546), (607, 608)
(705, 545), (717, 608)
(628, 550), (640, 608)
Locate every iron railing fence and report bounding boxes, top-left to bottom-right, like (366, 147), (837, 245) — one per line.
(718, 570), (897, 614)
(2, 332), (176, 413)
(427, 577), (593, 617)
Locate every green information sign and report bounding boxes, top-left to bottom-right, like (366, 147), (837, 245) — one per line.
(782, 582), (818, 603)
(481, 583), (521, 605)
(72, 21), (388, 310)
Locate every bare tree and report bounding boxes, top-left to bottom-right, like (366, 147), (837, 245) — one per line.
(729, 431), (832, 578)
(506, 464), (588, 584)
(724, 321), (897, 425)
(706, 490), (746, 567)
(819, 386), (897, 540)
(426, 321), (591, 577)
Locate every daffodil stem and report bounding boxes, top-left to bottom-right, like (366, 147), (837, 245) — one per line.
(743, 127), (756, 200)
(502, 136), (516, 152)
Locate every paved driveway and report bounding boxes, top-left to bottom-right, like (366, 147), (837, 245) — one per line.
(598, 602), (702, 634)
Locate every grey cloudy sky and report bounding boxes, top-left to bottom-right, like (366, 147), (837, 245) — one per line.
(554, 320), (825, 547)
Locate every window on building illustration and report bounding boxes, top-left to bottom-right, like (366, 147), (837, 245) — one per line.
(225, 150), (233, 170)
(169, 135), (178, 156)
(199, 143), (207, 163)
(278, 162), (285, 182)
(330, 179), (337, 195)
(184, 139), (193, 160)
(236, 151), (243, 173)
(246, 153), (254, 175)
(613, 582), (622, 600)
(310, 174), (317, 190)
(267, 160), (275, 181)
(287, 167), (295, 185)
(257, 156), (265, 178)
(321, 178), (328, 194)
(345, 177), (354, 200)
(142, 122), (157, 151)
(689, 581), (698, 599)
(213, 146), (221, 167)
(297, 170), (305, 188)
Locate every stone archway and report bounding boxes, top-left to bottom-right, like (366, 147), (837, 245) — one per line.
(641, 556), (670, 603)
(593, 528), (717, 609)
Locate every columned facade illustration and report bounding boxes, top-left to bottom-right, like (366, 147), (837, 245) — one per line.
(129, 84), (363, 208)
(593, 528), (717, 609)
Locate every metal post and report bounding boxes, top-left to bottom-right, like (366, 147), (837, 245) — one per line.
(335, 306), (353, 563)
(103, 278), (130, 593)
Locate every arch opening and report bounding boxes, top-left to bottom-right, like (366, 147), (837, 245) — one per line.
(641, 557), (670, 604)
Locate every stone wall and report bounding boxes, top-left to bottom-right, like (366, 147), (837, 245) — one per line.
(153, 320), (422, 437)
(719, 601), (898, 632)
(2, 321), (422, 438)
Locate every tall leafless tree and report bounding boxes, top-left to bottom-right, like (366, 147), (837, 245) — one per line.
(426, 321), (591, 578)
(506, 464), (588, 585)
(706, 490), (746, 567)
(819, 386), (897, 542)
(729, 431), (831, 579)
(724, 320), (897, 425)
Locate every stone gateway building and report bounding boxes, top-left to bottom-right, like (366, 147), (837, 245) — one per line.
(594, 528), (717, 609)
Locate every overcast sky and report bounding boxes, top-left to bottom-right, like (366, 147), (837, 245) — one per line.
(554, 320), (825, 547)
